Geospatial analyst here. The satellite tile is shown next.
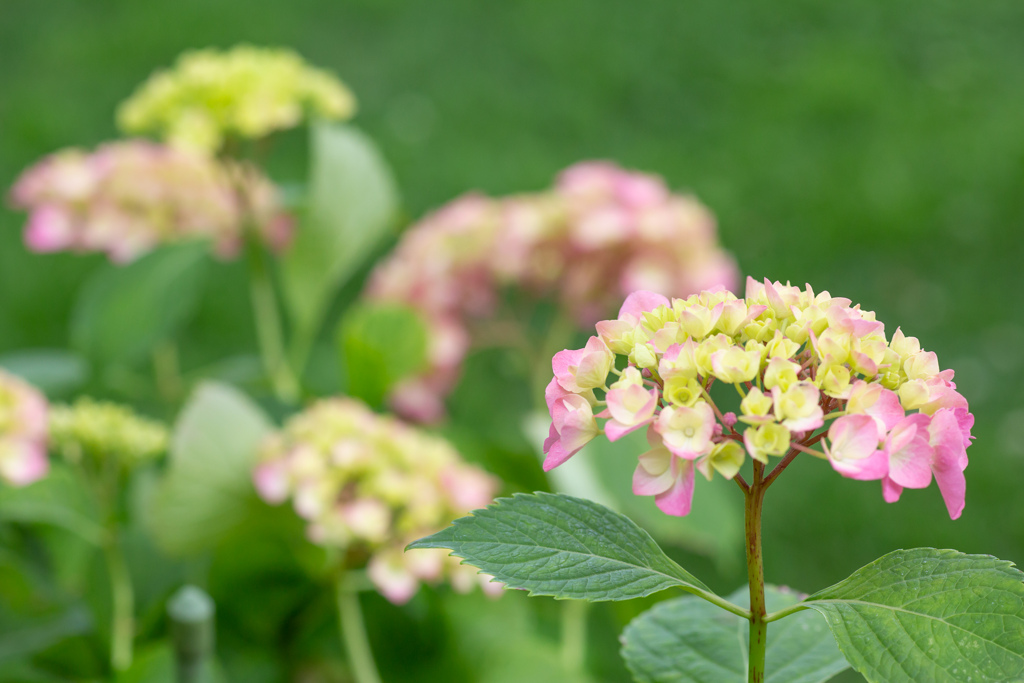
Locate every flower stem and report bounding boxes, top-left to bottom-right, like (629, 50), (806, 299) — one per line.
(103, 532), (134, 672)
(246, 242), (300, 403)
(335, 573), (382, 683)
(745, 461), (768, 683)
(560, 600), (588, 674)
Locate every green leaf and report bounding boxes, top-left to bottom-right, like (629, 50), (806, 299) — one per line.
(281, 122), (399, 350)
(408, 491), (717, 602)
(0, 349), (88, 398)
(337, 302), (428, 408)
(70, 243), (209, 367)
(143, 382), (272, 555)
(622, 586), (849, 683)
(805, 548), (1024, 683)
(0, 464), (104, 545)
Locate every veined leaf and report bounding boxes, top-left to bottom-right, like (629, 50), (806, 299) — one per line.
(805, 548), (1024, 683)
(622, 585), (849, 683)
(409, 491), (719, 603)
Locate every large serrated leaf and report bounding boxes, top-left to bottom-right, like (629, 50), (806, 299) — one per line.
(622, 586), (849, 683)
(805, 548), (1024, 683)
(408, 491), (714, 602)
(281, 122), (399, 355)
(143, 382), (272, 555)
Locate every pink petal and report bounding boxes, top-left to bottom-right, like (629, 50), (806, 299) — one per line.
(654, 460), (695, 516)
(617, 290), (670, 324)
(882, 476), (904, 503)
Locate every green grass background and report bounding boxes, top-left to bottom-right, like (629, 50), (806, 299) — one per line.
(2, 1), (1024, 681)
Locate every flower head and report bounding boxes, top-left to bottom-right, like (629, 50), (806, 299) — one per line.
(48, 398), (168, 470)
(9, 140), (290, 262)
(542, 278), (974, 518)
(0, 371), (48, 487)
(253, 398), (502, 603)
(118, 45), (355, 154)
(365, 162), (738, 422)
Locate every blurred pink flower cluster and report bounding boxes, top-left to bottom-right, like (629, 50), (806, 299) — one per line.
(9, 140), (291, 263)
(544, 279), (974, 519)
(253, 397), (502, 604)
(0, 370), (49, 487)
(366, 161), (739, 422)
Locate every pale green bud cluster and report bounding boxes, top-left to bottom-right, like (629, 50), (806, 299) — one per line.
(118, 45), (356, 154)
(49, 398), (168, 469)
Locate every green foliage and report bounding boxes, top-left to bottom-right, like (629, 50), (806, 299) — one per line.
(805, 548), (1024, 683)
(281, 122), (399, 356)
(0, 464), (104, 545)
(70, 243), (209, 368)
(409, 491), (715, 602)
(143, 382), (272, 555)
(622, 586), (849, 683)
(0, 349), (88, 398)
(336, 301), (428, 408)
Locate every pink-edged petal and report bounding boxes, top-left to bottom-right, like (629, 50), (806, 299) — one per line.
(542, 438), (574, 472)
(929, 409), (968, 519)
(831, 447), (889, 481)
(606, 417), (652, 442)
(632, 454), (675, 496)
(253, 459), (290, 504)
(882, 476), (904, 503)
(654, 460), (696, 516)
(887, 438), (933, 489)
(618, 290), (670, 323)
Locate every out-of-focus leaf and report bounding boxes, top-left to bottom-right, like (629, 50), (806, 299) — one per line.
(70, 242), (209, 367)
(337, 302), (428, 408)
(0, 349), (88, 397)
(410, 492), (716, 602)
(806, 548), (1024, 683)
(281, 122), (399, 355)
(622, 586), (849, 683)
(445, 590), (596, 683)
(0, 606), (93, 664)
(144, 382), (272, 555)
(0, 464), (104, 545)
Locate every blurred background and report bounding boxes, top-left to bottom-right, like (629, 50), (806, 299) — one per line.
(2, 1), (1023, 681)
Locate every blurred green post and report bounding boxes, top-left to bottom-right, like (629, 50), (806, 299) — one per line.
(168, 585), (216, 683)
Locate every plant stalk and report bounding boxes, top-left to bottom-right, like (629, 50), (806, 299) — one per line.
(246, 243), (300, 402)
(745, 461), (768, 683)
(336, 574), (382, 683)
(103, 532), (134, 672)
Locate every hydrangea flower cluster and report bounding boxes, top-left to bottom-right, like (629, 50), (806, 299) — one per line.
(118, 45), (356, 153)
(366, 161), (738, 422)
(9, 140), (291, 263)
(253, 398), (502, 604)
(49, 398), (169, 470)
(0, 370), (49, 487)
(544, 278), (975, 519)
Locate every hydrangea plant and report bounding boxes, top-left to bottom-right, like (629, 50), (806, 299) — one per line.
(411, 278), (1024, 683)
(365, 161), (738, 422)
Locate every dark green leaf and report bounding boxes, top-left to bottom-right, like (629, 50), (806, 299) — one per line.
(408, 491), (714, 602)
(805, 548), (1024, 683)
(622, 586), (849, 683)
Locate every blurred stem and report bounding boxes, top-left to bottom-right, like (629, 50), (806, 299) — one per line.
(745, 461), (767, 683)
(287, 322), (316, 390)
(246, 242), (300, 402)
(103, 530), (134, 673)
(560, 599), (588, 674)
(153, 340), (183, 403)
(336, 573), (381, 683)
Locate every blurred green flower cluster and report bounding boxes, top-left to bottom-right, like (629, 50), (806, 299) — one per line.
(49, 397), (169, 469)
(117, 44), (356, 153)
